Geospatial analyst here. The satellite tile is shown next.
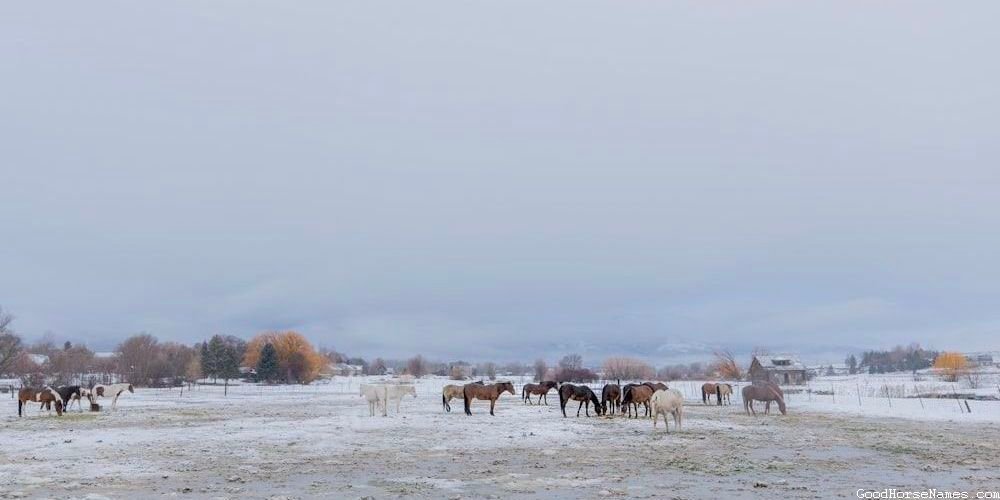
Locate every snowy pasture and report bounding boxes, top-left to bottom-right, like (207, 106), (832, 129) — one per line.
(2, 376), (1000, 499)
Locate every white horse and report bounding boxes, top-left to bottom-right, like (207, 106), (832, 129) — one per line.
(650, 388), (684, 432)
(92, 383), (134, 410)
(384, 384), (417, 414)
(360, 384), (387, 417)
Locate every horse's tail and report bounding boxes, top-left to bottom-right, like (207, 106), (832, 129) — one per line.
(17, 399), (22, 417)
(521, 386), (527, 401)
(702, 386), (707, 404)
(463, 387), (472, 416)
(442, 393), (447, 411)
(716, 385), (722, 406)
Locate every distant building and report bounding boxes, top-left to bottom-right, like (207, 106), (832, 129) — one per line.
(749, 355), (807, 385)
(331, 363), (364, 376)
(963, 352), (998, 368)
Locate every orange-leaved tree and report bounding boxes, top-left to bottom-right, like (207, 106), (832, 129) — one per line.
(933, 351), (967, 382)
(244, 331), (326, 384)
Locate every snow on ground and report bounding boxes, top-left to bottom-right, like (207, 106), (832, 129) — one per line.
(2, 376), (1000, 499)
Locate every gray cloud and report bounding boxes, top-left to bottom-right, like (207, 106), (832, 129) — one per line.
(1, 2), (998, 363)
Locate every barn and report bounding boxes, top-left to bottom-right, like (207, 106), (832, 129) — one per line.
(749, 355), (807, 385)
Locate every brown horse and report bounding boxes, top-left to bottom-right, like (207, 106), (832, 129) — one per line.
(643, 381), (668, 392)
(464, 381), (515, 416)
(701, 382), (718, 404)
(522, 380), (558, 405)
(601, 383), (621, 416)
(443, 381), (482, 412)
(716, 383), (733, 405)
(18, 387), (64, 417)
(558, 383), (602, 417)
(621, 384), (653, 418)
(742, 383), (786, 415)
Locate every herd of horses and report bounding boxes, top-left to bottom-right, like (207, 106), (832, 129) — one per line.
(16, 383), (135, 417)
(436, 379), (788, 431)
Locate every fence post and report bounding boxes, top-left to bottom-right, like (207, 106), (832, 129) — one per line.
(831, 384), (835, 404)
(856, 383), (862, 408)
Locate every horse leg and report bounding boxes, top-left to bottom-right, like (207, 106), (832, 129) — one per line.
(577, 400), (583, 417)
(540, 394), (545, 405)
(489, 398), (496, 416)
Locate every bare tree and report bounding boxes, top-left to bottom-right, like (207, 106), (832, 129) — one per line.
(712, 350), (743, 380)
(0, 306), (22, 375)
(0, 306), (13, 334)
(406, 355), (427, 378)
(558, 354), (583, 371)
(602, 357), (656, 381)
(478, 361), (497, 380)
(533, 359), (548, 382)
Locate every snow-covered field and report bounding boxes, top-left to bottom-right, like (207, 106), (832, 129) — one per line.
(2, 376), (999, 499)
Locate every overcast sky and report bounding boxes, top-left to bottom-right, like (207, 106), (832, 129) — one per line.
(2, 2), (998, 363)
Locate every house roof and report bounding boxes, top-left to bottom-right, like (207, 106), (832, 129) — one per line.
(754, 355), (805, 371)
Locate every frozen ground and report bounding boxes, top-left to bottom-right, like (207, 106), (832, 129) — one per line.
(2, 377), (999, 499)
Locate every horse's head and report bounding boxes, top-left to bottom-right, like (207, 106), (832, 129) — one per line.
(406, 385), (417, 398)
(544, 380), (557, 390)
(501, 382), (515, 395)
(127, 384), (135, 393)
(769, 388), (787, 415)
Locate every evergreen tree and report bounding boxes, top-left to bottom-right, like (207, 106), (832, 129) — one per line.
(256, 343), (279, 383)
(200, 342), (215, 382)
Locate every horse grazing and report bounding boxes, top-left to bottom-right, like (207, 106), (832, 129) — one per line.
(522, 380), (558, 405)
(716, 383), (733, 406)
(621, 384), (654, 418)
(701, 382), (718, 405)
(601, 383), (621, 416)
(18, 387), (64, 417)
(742, 383), (786, 415)
(42, 386), (88, 412)
(643, 382), (668, 392)
(650, 388), (684, 432)
(463, 381), (515, 416)
(558, 383), (602, 417)
(92, 383), (134, 410)
(360, 383), (387, 417)
(384, 384), (417, 414)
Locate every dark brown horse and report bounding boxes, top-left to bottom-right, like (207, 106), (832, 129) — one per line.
(621, 384), (653, 418)
(742, 383), (786, 415)
(18, 387), (64, 417)
(522, 380), (558, 405)
(558, 383), (602, 417)
(464, 381), (515, 416)
(601, 383), (621, 416)
(643, 381), (668, 392)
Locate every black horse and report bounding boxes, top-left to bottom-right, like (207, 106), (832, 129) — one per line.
(558, 383), (603, 417)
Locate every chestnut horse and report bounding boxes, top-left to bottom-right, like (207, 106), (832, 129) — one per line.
(18, 387), (64, 417)
(522, 380), (558, 405)
(701, 382), (718, 405)
(742, 383), (786, 415)
(621, 384), (653, 418)
(463, 381), (515, 416)
(601, 383), (621, 416)
(558, 383), (602, 417)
